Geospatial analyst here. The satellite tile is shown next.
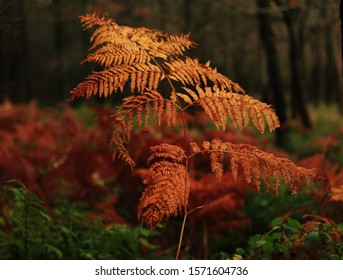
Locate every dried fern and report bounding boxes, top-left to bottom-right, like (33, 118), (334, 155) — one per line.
(70, 12), (328, 258)
(190, 138), (326, 194)
(177, 86), (279, 132)
(111, 90), (178, 168)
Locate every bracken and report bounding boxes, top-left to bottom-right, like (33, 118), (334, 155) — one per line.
(70, 13), (328, 257)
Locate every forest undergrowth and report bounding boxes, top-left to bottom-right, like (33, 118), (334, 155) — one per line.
(1, 12), (343, 260)
(0, 99), (342, 259)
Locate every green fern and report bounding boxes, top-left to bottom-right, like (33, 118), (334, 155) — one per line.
(0, 180), (158, 259)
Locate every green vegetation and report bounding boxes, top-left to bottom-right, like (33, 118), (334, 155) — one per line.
(0, 180), (158, 260)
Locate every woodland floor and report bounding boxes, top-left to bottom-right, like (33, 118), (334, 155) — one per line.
(0, 100), (342, 260)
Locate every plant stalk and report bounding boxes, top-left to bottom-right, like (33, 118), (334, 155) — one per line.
(175, 205), (204, 260)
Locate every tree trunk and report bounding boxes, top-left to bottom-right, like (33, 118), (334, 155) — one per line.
(52, 0), (65, 104)
(341, 0), (343, 78)
(256, 0), (288, 146)
(274, 0), (312, 129)
(184, 0), (192, 32)
(339, 0), (343, 114)
(17, 0), (30, 102)
(4, 0), (31, 102)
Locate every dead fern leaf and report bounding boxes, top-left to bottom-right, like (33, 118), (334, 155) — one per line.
(69, 63), (164, 100)
(110, 90), (178, 169)
(191, 138), (325, 194)
(138, 144), (188, 228)
(148, 143), (187, 165)
(83, 47), (151, 68)
(138, 160), (189, 229)
(179, 86), (279, 132)
(71, 14), (328, 238)
(79, 12), (112, 29)
(70, 13), (196, 101)
(165, 57), (245, 92)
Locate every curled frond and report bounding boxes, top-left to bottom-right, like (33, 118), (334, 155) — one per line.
(138, 160), (190, 228)
(191, 138), (326, 194)
(148, 144), (187, 165)
(178, 86), (279, 133)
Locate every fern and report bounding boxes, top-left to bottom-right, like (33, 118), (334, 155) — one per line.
(189, 138), (325, 194)
(0, 180), (158, 259)
(70, 12), (327, 258)
(0, 180), (53, 259)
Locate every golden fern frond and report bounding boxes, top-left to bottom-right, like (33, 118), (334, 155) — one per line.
(148, 143), (186, 165)
(119, 89), (177, 129)
(88, 19), (141, 52)
(177, 86), (279, 133)
(81, 12), (196, 58)
(79, 12), (112, 29)
(165, 57), (245, 93)
(190, 138), (325, 194)
(207, 138), (225, 180)
(70, 13), (197, 101)
(153, 34), (197, 59)
(69, 63), (164, 100)
(110, 90), (178, 168)
(87, 24), (195, 60)
(112, 139), (136, 170)
(82, 46), (151, 67)
(138, 159), (189, 229)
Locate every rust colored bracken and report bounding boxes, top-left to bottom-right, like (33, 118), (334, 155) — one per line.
(70, 12), (327, 232)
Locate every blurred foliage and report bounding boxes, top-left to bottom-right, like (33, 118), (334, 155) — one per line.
(0, 101), (342, 259)
(234, 215), (343, 260)
(0, 180), (159, 260)
(280, 104), (343, 160)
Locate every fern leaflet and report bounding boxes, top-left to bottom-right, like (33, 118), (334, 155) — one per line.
(177, 86), (279, 132)
(190, 138), (326, 194)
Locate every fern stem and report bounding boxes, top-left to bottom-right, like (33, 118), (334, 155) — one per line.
(151, 54), (192, 260)
(151, 57), (189, 156)
(175, 205), (203, 260)
(176, 212), (188, 260)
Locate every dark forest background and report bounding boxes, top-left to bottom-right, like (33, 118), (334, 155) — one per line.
(1, 0), (342, 129)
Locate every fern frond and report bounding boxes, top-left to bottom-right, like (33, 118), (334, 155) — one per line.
(165, 57), (245, 92)
(208, 138), (225, 180)
(137, 160), (189, 228)
(70, 13), (197, 101)
(82, 47), (151, 67)
(178, 86), (279, 132)
(119, 89), (177, 129)
(191, 138), (325, 194)
(148, 143), (187, 165)
(110, 90), (178, 167)
(112, 140), (136, 170)
(69, 64), (164, 100)
(82, 13), (196, 59)
(79, 12), (113, 29)
(155, 34), (197, 58)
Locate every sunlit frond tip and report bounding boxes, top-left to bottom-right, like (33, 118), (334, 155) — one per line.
(177, 86), (280, 132)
